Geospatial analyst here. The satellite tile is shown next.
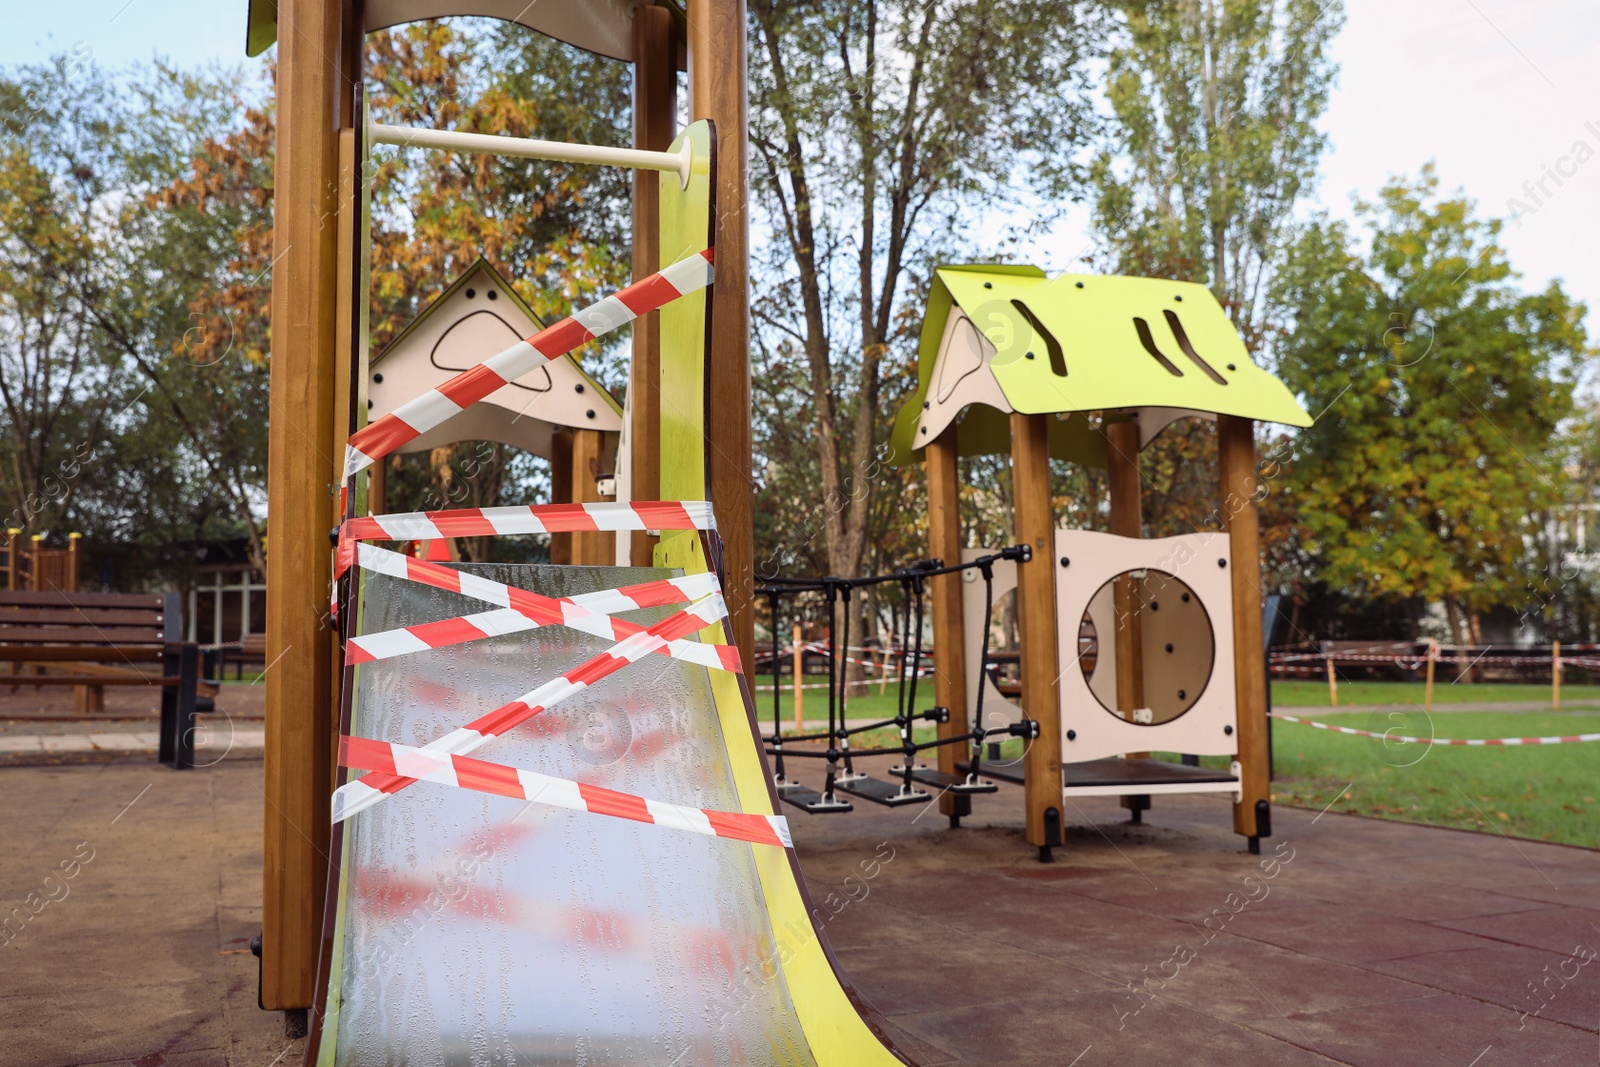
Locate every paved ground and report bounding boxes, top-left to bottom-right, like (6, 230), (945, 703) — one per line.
(0, 758), (296, 1067)
(1, 753), (1596, 1066)
(0, 682), (266, 723)
(803, 755), (1600, 1067)
(0, 686), (266, 765)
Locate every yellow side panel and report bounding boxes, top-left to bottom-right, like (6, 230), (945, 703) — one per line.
(654, 121), (903, 1066)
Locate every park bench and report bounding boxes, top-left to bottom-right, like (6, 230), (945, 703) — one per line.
(222, 632), (268, 680)
(0, 590), (218, 769)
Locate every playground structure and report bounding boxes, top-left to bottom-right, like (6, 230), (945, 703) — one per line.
(363, 256), (626, 565)
(251, 2), (924, 1061)
(250, 0), (1319, 1059)
(3, 529), (82, 592)
(251, 0), (751, 1024)
(885, 267), (1312, 855)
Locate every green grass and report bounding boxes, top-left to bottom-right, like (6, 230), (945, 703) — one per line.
(1271, 679), (1600, 707)
(1259, 711), (1600, 848)
(756, 676), (1600, 847)
(748, 675), (916, 726)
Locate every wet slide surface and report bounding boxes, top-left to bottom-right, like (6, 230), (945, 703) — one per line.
(312, 562), (896, 1066)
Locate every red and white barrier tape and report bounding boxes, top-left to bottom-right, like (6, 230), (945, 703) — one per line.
(342, 500), (715, 548)
(346, 566), (722, 665)
(797, 642), (934, 675)
(1270, 713), (1600, 746)
(338, 736), (791, 847)
(333, 595), (731, 821)
(1273, 650), (1584, 668)
(347, 544), (739, 672)
(343, 251), (715, 479)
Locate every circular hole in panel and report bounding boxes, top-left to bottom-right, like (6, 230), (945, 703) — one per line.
(1079, 569), (1215, 725)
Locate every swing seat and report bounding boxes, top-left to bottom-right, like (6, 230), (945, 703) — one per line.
(834, 776), (931, 807)
(890, 764), (1000, 795)
(780, 786), (855, 813)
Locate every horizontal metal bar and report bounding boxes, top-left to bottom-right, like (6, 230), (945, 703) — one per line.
(367, 123), (692, 185)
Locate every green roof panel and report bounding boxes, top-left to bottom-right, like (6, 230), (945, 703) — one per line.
(888, 266), (1311, 465)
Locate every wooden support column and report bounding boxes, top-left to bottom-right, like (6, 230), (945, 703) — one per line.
(263, 0), (359, 1014)
(367, 458), (387, 516)
(1106, 419), (1148, 807)
(629, 5), (675, 567)
(331, 123), (363, 789)
(925, 428), (969, 821)
(1219, 415), (1269, 839)
(570, 428), (611, 566)
(550, 429), (574, 565)
(1011, 413), (1062, 853)
(688, 0), (754, 673)
(66, 532), (81, 592)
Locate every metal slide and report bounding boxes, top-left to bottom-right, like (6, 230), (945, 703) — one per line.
(309, 119), (905, 1065)
(306, 558), (909, 1066)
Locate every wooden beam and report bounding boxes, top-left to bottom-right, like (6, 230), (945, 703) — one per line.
(688, 0), (754, 673)
(549, 429), (574, 565)
(1105, 419), (1148, 789)
(1218, 414), (1269, 839)
(569, 428), (611, 566)
(262, 0), (359, 1013)
(367, 458), (387, 516)
(331, 124), (360, 792)
(925, 428), (969, 820)
(629, 5), (676, 568)
(1011, 412), (1062, 851)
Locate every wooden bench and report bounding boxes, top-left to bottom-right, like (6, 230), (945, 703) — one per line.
(223, 632), (268, 680)
(0, 590), (218, 768)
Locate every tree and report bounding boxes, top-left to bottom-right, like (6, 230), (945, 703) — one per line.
(163, 20), (636, 563)
(1272, 168), (1592, 656)
(0, 56), (271, 584)
(0, 62), (123, 542)
(363, 21), (633, 356)
(1085, 0), (1343, 596)
(1090, 0), (1342, 342)
(748, 0), (1099, 660)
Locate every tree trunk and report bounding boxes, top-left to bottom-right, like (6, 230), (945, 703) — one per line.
(1444, 597), (1473, 684)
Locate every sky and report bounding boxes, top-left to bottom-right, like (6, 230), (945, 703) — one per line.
(4, 0), (1598, 320)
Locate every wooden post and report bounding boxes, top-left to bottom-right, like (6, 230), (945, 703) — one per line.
(1218, 415), (1268, 841)
(1424, 640), (1437, 712)
(1325, 657), (1338, 706)
(66, 532), (81, 593)
(878, 645), (889, 696)
(368, 457), (387, 516)
(332, 122), (362, 789)
(792, 622), (805, 730)
(5, 528), (17, 589)
(549, 429), (574, 565)
(629, 5), (675, 567)
(569, 428), (611, 566)
(28, 535), (43, 591)
(1552, 640), (1561, 710)
(262, 0), (358, 1014)
(689, 0), (754, 674)
(1011, 413), (1062, 853)
(926, 427), (970, 819)
(1105, 418), (1148, 805)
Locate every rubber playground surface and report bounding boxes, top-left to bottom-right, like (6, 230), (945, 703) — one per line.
(3, 751), (1595, 1066)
